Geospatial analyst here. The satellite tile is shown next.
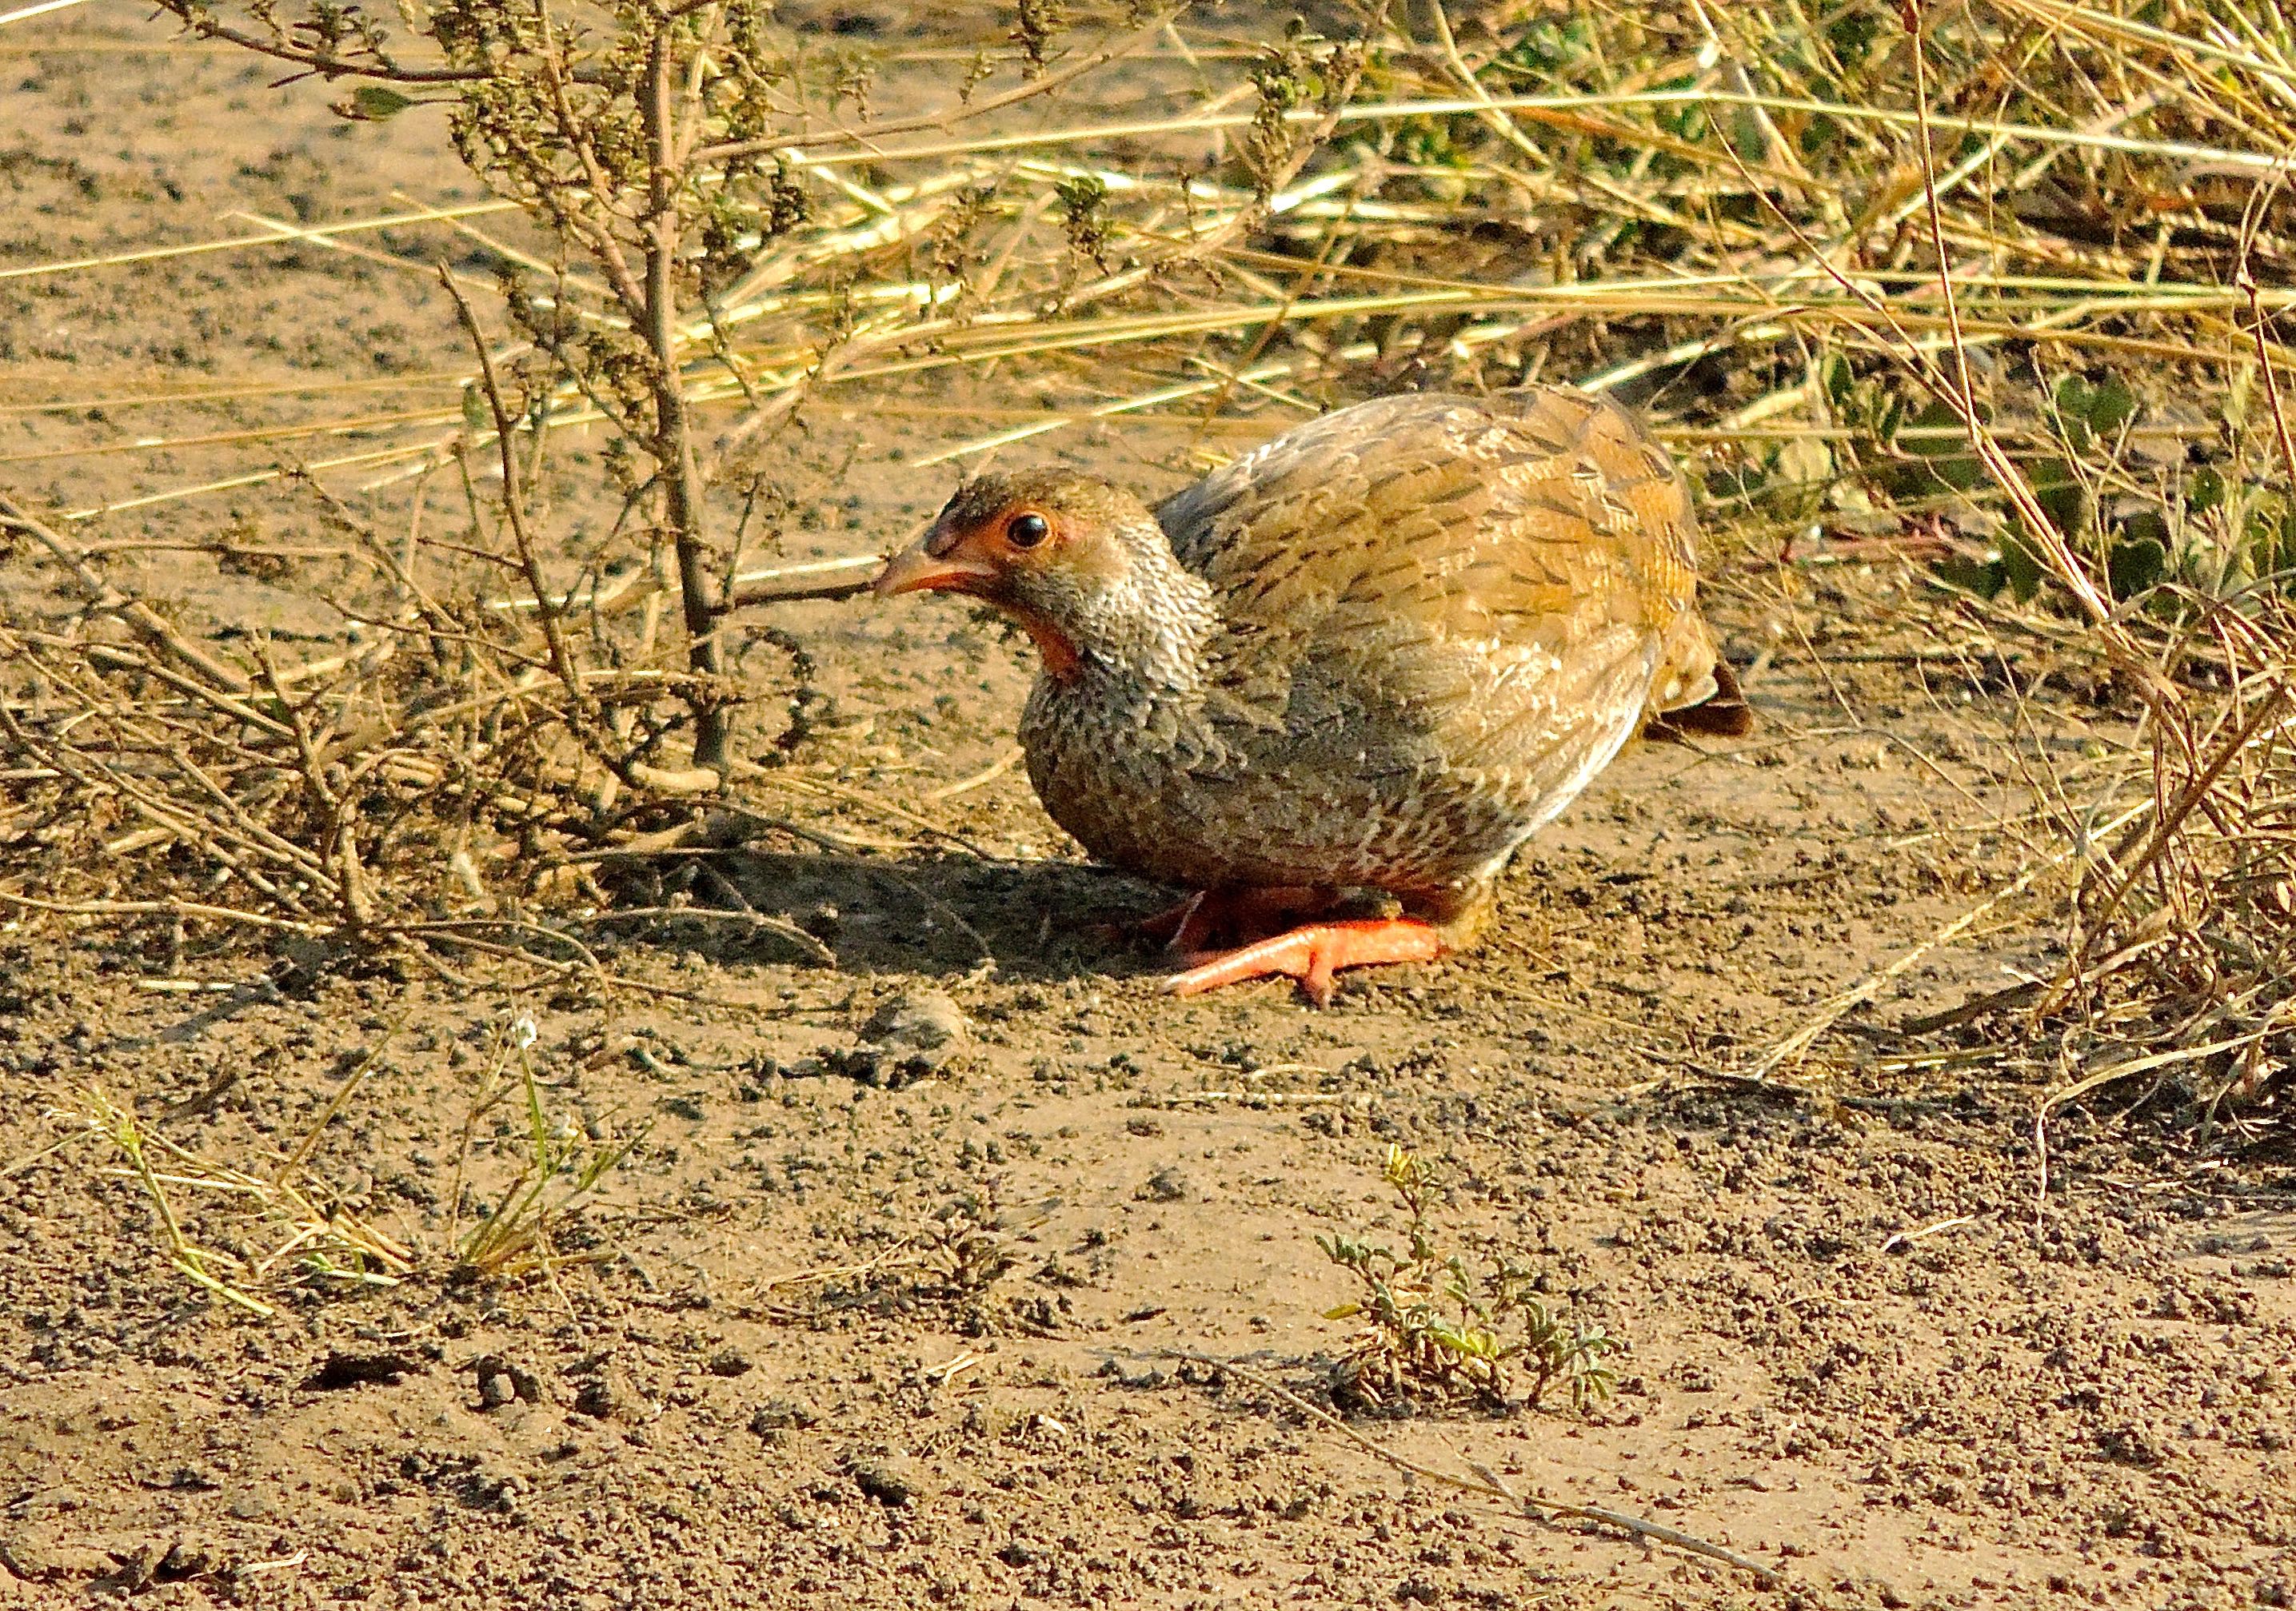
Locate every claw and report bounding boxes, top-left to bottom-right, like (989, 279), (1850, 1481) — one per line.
(1162, 917), (1443, 1006)
(1136, 891), (1212, 949)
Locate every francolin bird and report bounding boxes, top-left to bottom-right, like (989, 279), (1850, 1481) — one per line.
(876, 389), (1750, 1004)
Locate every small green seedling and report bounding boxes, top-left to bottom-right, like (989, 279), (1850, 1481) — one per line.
(1319, 1145), (1616, 1414)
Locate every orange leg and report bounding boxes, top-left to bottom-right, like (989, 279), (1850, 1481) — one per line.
(1163, 917), (1443, 1007)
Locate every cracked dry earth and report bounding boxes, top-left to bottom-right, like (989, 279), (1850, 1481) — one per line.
(3, 10), (2296, 1611)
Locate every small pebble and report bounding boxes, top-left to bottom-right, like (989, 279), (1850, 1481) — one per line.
(864, 990), (969, 1057)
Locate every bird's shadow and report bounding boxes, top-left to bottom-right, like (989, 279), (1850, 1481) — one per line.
(619, 847), (1170, 986)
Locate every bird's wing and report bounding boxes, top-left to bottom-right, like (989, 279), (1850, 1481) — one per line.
(1155, 389), (1705, 776)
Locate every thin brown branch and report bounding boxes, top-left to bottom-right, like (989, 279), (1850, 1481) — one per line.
(0, 492), (253, 695)
(537, 40), (651, 320)
(643, 27), (729, 772)
(573, 904), (835, 965)
(0, 890), (330, 936)
(436, 269), (601, 732)
(718, 553), (885, 609)
(692, 13), (1178, 167)
(159, 8), (488, 84)
(2047, 684), (2294, 1010)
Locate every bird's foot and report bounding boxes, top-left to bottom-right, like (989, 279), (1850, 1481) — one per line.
(1162, 918), (1443, 1007)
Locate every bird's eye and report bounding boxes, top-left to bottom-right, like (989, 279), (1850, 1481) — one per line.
(1006, 512), (1050, 548)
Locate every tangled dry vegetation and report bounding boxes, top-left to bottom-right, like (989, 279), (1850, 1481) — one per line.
(0, 0), (2291, 1142)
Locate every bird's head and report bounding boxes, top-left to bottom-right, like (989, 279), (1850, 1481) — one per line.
(874, 469), (1169, 682)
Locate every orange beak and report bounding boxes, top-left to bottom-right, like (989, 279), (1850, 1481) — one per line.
(873, 524), (1000, 598)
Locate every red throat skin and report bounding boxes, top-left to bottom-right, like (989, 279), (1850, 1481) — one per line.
(1007, 605), (1082, 683)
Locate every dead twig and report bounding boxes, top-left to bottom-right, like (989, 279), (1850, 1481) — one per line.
(1739, 800), (2147, 1080)
(1156, 1350), (1784, 1587)
(0, 491), (253, 694)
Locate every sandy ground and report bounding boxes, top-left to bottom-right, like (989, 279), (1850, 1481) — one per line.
(2, 10), (2293, 1609)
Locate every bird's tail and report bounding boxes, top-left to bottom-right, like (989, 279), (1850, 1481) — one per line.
(1647, 613), (1754, 740)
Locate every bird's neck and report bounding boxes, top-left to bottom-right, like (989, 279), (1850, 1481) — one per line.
(1056, 544), (1220, 699)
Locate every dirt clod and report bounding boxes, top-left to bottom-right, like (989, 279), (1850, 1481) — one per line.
(1139, 1168), (1190, 1202)
(569, 1365), (648, 1423)
(749, 1398), (822, 1437)
(837, 989), (973, 1087)
(307, 1350), (425, 1390)
(849, 1456), (922, 1508)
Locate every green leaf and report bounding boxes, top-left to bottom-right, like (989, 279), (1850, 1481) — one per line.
(2107, 534), (2166, 600)
(1932, 553), (2004, 598)
(2030, 457), (2086, 538)
(1820, 352), (1855, 409)
(1876, 394), (1906, 452)
(2056, 373), (2137, 445)
(1999, 533), (2046, 602)
(1901, 401), (1983, 492)
(349, 85), (419, 122)
(1772, 433), (1834, 492)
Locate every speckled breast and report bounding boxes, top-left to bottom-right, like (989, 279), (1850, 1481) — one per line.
(1017, 668), (1636, 898)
